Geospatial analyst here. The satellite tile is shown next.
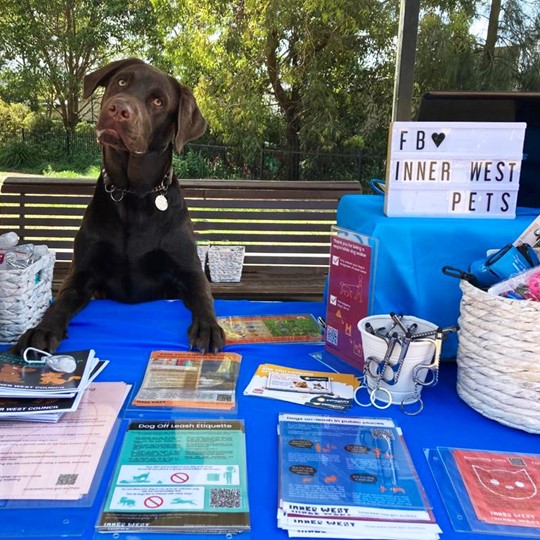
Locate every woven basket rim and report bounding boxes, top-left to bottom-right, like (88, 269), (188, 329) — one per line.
(457, 278), (540, 434)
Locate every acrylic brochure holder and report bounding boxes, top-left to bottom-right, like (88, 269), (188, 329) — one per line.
(125, 350), (244, 418)
(426, 446), (540, 537)
(0, 417), (124, 538)
(323, 225), (378, 374)
(94, 419), (251, 539)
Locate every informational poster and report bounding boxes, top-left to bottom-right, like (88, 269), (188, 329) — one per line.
(325, 227), (376, 371)
(453, 449), (540, 528)
(98, 420), (250, 534)
(0, 382), (130, 500)
(132, 351), (241, 410)
(277, 414), (441, 538)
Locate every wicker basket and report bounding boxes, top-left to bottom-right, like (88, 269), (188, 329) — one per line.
(456, 279), (540, 434)
(208, 246), (245, 283)
(0, 245), (55, 344)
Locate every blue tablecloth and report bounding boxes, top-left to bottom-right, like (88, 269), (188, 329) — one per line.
(337, 195), (540, 358)
(1, 298), (539, 540)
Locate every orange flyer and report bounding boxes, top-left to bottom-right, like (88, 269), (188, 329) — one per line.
(132, 351), (241, 410)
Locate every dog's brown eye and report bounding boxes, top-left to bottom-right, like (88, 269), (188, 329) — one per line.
(152, 97), (163, 107)
(118, 79), (127, 87)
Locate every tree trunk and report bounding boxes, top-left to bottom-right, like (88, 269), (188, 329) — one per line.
(266, 30), (301, 180)
(481, 0), (501, 88)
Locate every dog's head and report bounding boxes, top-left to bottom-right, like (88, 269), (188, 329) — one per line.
(83, 58), (206, 156)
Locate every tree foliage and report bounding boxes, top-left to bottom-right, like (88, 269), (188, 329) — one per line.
(152, 0), (399, 178)
(0, 0), (159, 131)
(0, 98), (31, 143)
(0, 0), (539, 179)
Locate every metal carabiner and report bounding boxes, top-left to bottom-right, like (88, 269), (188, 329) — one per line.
(412, 328), (443, 387)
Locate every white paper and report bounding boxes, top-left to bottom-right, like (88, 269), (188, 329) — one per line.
(0, 381), (130, 500)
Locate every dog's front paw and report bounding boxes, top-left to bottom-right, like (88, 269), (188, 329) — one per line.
(9, 326), (64, 356)
(188, 318), (225, 353)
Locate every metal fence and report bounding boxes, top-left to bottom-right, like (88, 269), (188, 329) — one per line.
(13, 130), (385, 184)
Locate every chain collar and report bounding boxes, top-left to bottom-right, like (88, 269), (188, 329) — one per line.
(102, 168), (173, 203)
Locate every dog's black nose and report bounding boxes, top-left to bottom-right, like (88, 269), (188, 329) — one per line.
(108, 99), (132, 121)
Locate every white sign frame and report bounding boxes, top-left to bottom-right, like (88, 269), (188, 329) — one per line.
(384, 121), (527, 219)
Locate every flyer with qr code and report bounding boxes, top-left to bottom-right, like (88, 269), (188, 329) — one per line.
(0, 381), (130, 500)
(97, 420), (250, 534)
(131, 351), (241, 410)
(324, 226), (377, 371)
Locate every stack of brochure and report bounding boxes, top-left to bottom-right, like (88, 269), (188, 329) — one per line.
(277, 414), (442, 540)
(97, 419), (251, 534)
(0, 381), (131, 502)
(0, 349), (107, 422)
(244, 363), (359, 411)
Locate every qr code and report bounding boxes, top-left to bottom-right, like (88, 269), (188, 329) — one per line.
(56, 474), (78, 486)
(209, 488), (241, 508)
(216, 394), (232, 402)
(326, 325), (338, 346)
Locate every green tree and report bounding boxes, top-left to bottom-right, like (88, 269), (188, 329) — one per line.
(415, 9), (479, 97)
(486, 0), (540, 91)
(0, 98), (31, 143)
(0, 0), (159, 131)
(152, 0), (399, 180)
(414, 0), (540, 98)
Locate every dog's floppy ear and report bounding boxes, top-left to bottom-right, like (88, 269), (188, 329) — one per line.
(83, 58), (146, 99)
(175, 83), (207, 153)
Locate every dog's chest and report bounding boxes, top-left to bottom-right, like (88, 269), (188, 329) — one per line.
(94, 234), (180, 302)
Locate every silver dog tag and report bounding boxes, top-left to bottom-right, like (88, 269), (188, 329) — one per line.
(155, 194), (168, 211)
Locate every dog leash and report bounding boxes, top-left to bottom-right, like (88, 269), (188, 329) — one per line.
(102, 168), (173, 211)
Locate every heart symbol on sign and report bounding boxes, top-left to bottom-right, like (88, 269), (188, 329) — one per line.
(432, 133), (445, 147)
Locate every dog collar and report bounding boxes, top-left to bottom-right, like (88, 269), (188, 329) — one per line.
(102, 168), (173, 211)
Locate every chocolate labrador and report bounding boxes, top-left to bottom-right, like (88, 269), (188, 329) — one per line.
(11, 58), (225, 354)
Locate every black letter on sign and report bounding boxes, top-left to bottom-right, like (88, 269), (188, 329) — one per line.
(469, 192), (477, 211)
(399, 131), (408, 150)
(500, 192), (511, 212)
(451, 192), (461, 211)
(416, 131), (425, 150)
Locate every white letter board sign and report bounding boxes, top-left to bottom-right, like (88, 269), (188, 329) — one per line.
(384, 121), (527, 218)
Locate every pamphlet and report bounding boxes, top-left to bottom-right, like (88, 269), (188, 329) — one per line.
(131, 350), (241, 410)
(244, 363), (359, 411)
(0, 359), (109, 421)
(97, 419), (250, 534)
(278, 414), (440, 539)
(324, 226), (377, 371)
(0, 381), (131, 500)
(0, 349), (97, 398)
(266, 371), (332, 394)
(217, 314), (323, 344)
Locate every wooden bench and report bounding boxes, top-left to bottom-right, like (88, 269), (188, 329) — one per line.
(0, 177), (362, 301)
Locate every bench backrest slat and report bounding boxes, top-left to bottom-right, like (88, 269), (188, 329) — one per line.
(1, 176), (362, 273)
